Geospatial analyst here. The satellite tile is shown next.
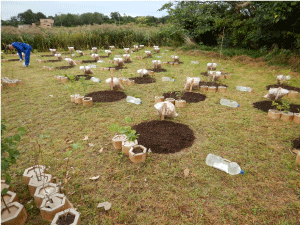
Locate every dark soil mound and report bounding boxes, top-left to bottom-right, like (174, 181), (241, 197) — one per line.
(266, 84), (300, 92)
(132, 120), (195, 154)
(73, 75), (92, 81)
(199, 82), (228, 88)
(253, 101), (300, 113)
(163, 91), (206, 103)
(146, 68), (167, 73)
(108, 66), (127, 71)
(55, 66), (75, 70)
(41, 55), (54, 57)
(82, 60), (97, 63)
(200, 72), (230, 77)
(166, 61), (183, 64)
(57, 213), (75, 225)
(124, 61), (132, 64)
(7, 59), (20, 61)
(45, 60), (61, 63)
(99, 55), (109, 58)
(85, 90), (127, 102)
(129, 76), (156, 84)
(292, 137), (300, 149)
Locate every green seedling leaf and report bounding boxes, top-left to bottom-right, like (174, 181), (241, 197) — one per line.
(125, 117), (132, 123)
(1, 188), (8, 196)
(12, 134), (21, 142)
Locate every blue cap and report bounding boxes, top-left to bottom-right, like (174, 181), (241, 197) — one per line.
(140, 101), (142, 104)
(237, 104), (240, 107)
(240, 170), (244, 174)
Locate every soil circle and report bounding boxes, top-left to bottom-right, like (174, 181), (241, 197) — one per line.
(129, 76), (156, 84)
(132, 120), (195, 154)
(132, 147), (144, 154)
(85, 90), (127, 102)
(55, 66), (75, 70)
(266, 84), (300, 92)
(45, 60), (61, 63)
(163, 91), (206, 103)
(41, 55), (54, 57)
(57, 213), (75, 225)
(73, 75), (92, 81)
(82, 60), (97, 63)
(146, 68), (167, 73)
(8, 59), (20, 61)
(199, 81), (228, 88)
(253, 101), (300, 113)
(292, 137), (300, 149)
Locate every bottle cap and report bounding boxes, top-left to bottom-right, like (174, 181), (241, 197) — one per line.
(237, 104), (240, 107)
(240, 170), (244, 174)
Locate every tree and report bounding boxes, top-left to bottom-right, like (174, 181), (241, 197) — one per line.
(17, 9), (36, 24)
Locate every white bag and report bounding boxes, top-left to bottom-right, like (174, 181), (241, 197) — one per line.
(123, 54), (131, 61)
(91, 54), (100, 61)
(145, 51), (152, 57)
(154, 47), (160, 53)
(207, 63), (217, 70)
(208, 71), (222, 81)
(92, 47), (97, 52)
(65, 58), (77, 66)
(68, 47), (74, 52)
(49, 49), (56, 55)
(114, 58), (124, 67)
(154, 101), (178, 118)
(79, 66), (94, 75)
(109, 46), (115, 50)
(105, 50), (111, 56)
(105, 77), (124, 89)
(152, 60), (161, 69)
(139, 45), (144, 48)
(184, 77), (200, 90)
(55, 53), (63, 60)
(133, 45), (139, 51)
(137, 69), (149, 77)
(124, 48), (130, 54)
(276, 75), (290, 82)
(264, 88), (289, 100)
(76, 50), (84, 56)
(153, 46), (159, 48)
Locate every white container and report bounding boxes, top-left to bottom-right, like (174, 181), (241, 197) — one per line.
(216, 71), (222, 76)
(126, 96), (142, 105)
(236, 86), (253, 92)
(206, 153), (244, 175)
(220, 99), (240, 108)
(91, 77), (101, 82)
(162, 77), (175, 81)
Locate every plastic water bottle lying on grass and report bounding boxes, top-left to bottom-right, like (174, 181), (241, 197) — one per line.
(90, 77), (101, 82)
(126, 96), (142, 105)
(236, 86), (253, 92)
(206, 153), (244, 175)
(162, 77), (175, 82)
(220, 99), (240, 108)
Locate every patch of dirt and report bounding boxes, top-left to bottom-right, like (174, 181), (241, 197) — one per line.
(129, 76), (156, 84)
(57, 213), (75, 225)
(99, 55), (109, 58)
(163, 91), (206, 103)
(85, 90), (127, 102)
(132, 147), (144, 154)
(292, 137), (300, 149)
(108, 66), (127, 71)
(124, 61), (132, 64)
(132, 120), (195, 154)
(146, 68), (167, 73)
(40, 55), (54, 57)
(266, 84), (300, 92)
(200, 72), (231, 77)
(166, 61), (184, 64)
(55, 66), (75, 70)
(199, 82), (228, 88)
(45, 60), (61, 63)
(253, 101), (300, 113)
(73, 75), (92, 81)
(7, 59), (20, 61)
(82, 60), (97, 63)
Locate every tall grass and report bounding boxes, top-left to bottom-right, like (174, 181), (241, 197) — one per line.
(1, 24), (185, 51)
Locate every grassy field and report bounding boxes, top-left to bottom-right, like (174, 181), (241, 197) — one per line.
(1, 47), (300, 224)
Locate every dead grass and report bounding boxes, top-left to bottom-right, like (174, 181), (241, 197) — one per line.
(1, 47), (300, 224)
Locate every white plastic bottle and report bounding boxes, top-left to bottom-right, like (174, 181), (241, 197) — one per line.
(220, 99), (240, 107)
(206, 153), (244, 175)
(236, 86), (253, 92)
(162, 77), (175, 81)
(126, 96), (142, 105)
(90, 77), (101, 82)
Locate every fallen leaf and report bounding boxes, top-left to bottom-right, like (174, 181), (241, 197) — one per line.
(82, 135), (89, 141)
(88, 143), (94, 147)
(184, 169), (190, 177)
(64, 178), (68, 184)
(49, 95), (53, 97)
(64, 138), (74, 144)
(97, 201), (111, 210)
(89, 175), (100, 181)
(99, 148), (104, 153)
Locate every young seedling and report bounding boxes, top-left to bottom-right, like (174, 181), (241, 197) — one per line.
(109, 117), (139, 142)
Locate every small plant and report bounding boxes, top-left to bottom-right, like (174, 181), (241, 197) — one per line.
(109, 117), (139, 142)
(272, 101), (284, 111)
(272, 101), (290, 113)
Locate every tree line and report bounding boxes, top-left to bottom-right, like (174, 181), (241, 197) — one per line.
(1, 9), (170, 27)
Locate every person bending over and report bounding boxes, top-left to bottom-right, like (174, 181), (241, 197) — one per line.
(9, 42), (32, 67)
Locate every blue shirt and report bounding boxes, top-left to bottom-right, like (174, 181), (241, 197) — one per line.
(11, 42), (31, 59)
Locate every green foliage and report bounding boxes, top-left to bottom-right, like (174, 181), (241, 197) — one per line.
(1, 120), (26, 195)
(272, 101), (290, 112)
(109, 117), (139, 142)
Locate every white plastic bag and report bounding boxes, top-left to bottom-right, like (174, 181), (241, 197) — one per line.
(145, 51), (152, 57)
(92, 47), (97, 52)
(124, 48), (130, 54)
(49, 49), (56, 55)
(91, 54), (100, 61)
(65, 58), (77, 66)
(133, 45), (139, 51)
(207, 63), (217, 70)
(105, 77), (124, 89)
(184, 77), (200, 90)
(264, 88), (289, 100)
(123, 54), (131, 61)
(152, 60), (161, 69)
(276, 75), (291, 82)
(154, 101), (178, 118)
(208, 71), (222, 81)
(76, 50), (84, 56)
(137, 69), (149, 77)
(114, 58), (124, 67)
(105, 50), (111, 56)
(55, 53), (63, 60)
(79, 66), (94, 75)
(109, 46), (115, 50)
(68, 47), (74, 52)
(171, 55), (179, 62)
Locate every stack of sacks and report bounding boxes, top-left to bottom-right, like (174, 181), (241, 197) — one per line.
(109, 46), (115, 50)
(145, 51), (152, 57)
(171, 55), (179, 62)
(152, 60), (161, 69)
(184, 77), (200, 90)
(65, 58), (77, 66)
(80, 66), (94, 75)
(154, 101), (178, 118)
(91, 54), (100, 61)
(123, 54), (131, 61)
(133, 45), (139, 51)
(208, 71), (222, 81)
(207, 63), (217, 70)
(264, 87), (289, 100)
(154, 47), (160, 53)
(114, 58), (125, 67)
(105, 77), (124, 90)
(68, 47), (75, 52)
(76, 50), (84, 56)
(276, 75), (291, 84)
(139, 45), (144, 49)
(49, 49), (57, 55)
(105, 50), (111, 56)
(55, 54), (63, 60)
(137, 69), (150, 77)
(92, 47), (97, 53)
(124, 48), (130, 54)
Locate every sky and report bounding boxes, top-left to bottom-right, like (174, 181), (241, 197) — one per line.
(1, 1), (170, 21)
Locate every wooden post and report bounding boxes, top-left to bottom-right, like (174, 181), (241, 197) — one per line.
(110, 71), (114, 91)
(189, 79), (194, 92)
(161, 103), (167, 121)
(296, 150), (300, 164)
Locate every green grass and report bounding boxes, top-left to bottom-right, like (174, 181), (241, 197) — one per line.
(1, 47), (300, 224)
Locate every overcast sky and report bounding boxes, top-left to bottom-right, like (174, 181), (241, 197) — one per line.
(1, 1), (170, 20)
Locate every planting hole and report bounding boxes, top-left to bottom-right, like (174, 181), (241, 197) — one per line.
(85, 91), (127, 102)
(129, 76), (156, 84)
(253, 101), (300, 113)
(163, 91), (206, 103)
